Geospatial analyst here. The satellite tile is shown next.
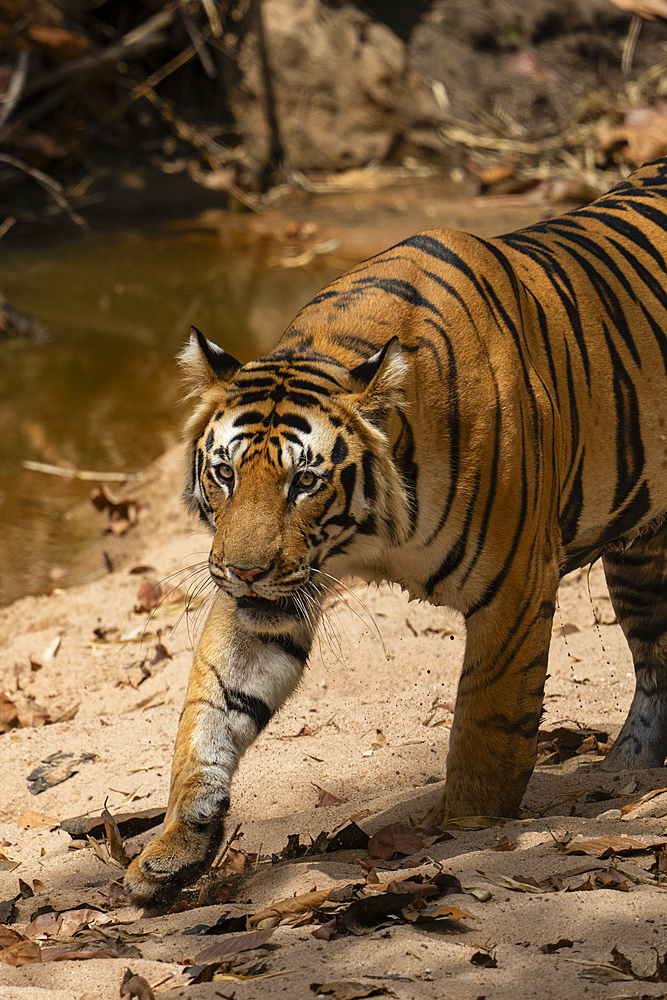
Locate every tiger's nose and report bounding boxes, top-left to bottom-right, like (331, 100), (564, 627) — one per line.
(226, 564), (268, 584)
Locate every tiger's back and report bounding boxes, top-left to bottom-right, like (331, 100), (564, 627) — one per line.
(125, 158), (667, 907)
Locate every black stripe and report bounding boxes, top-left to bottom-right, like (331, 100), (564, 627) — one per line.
(223, 687), (272, 731)
(426, 469), (481, 594)
(560, 448), (584, 548)
(599, 320), (645, 510)
(331, 434), (348, 465)
(275, 413), (312, 434)
(256, 633), (310, 662)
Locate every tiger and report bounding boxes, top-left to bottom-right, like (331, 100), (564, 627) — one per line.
(125, 156), (667, 906)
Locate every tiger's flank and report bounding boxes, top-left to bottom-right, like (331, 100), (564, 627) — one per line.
(125, 157), (667, 907)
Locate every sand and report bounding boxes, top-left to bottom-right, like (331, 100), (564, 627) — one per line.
(1, 443), (666, 1000)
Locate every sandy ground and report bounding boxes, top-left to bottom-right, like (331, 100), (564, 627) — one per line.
(1, 443), (667, 1000)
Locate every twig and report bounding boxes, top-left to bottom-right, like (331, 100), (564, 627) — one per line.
(0, 154), (88, 229)
(140, 86), (262, 211)
(622, 13), (643, 76)
(211, 822), (242, 869)
(179, 8), (217, 78)
(0, 217), (16, 240)
(0, 50), (29, 134)
(438, 118), (592, 156)
(201, 0), (223, 37)
(25, 5), (177, 96)
(22, 460), (136, 482)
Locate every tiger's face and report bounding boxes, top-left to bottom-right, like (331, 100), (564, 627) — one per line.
(180, 329), (410, 632)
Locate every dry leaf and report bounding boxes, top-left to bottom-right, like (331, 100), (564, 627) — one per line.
(0, 937), (41, 966)
(310, 982), (395, 999)
(25, 907), (112, 940)
(249, 888), (332, 926)
(0, 694), (19, 732)
(15, 810), (59, 830)
(367, 823), (424, 860)
(487, 838), (515, 852)
(27, 24), (89, 58)
(401, 902), (474, 923)
(120, 971), (155, 1000)
(87, 835), (122, 868)
(595, 868), (630, 891)
(478, 871), (546, 893)
(314, 784), (343, 808)
(470, 950), (498, 968)
(0, 853), (20, 872)
(540, 938), (573, 954)
(27, 750), (96, 794)
(30, 634), (61, 671)
(597, 103), (667, 166)
(102, 808), (131, 867)
(564, 835), (655, 858)
(620, 788), (667, 816)
(194, 927), (275, 965)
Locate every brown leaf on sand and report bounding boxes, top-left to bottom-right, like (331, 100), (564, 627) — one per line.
(15, 810), (59, 830)
(367, 823), (424, 861)
(134, 579), (184, 614)
(487, 837), (515, 852)
(597, 103), (667, 167)
(120, 970), (156, 1000)
(578, 946), (667, 984)
(0, 694), (19, 732)
(0, 936), (41, 966)
(310, 982), (395, 999)
(193, 928), (275, 966)
(471, 950), (498, 968)
(565, 835), (656, 858)
(102, 808), (131, 867)
(249, 888), (333, 927)
(595, 868), (630, 891)
(620, 787), (667, 816)
(0, 694), (49, 733)
(25, 907), (112, 940)
(314, 784), (343, 808)
(90, 486), (144, 536)
(540, 938), (573, 954)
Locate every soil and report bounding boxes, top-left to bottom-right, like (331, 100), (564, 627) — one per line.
(1, 286), (667, 998)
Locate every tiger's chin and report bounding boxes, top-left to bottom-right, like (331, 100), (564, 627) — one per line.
(234, 592), (302, 632)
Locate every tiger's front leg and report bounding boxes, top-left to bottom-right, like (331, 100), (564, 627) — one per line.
(424, 565), (559, 825)
(125, 592), (312, 907)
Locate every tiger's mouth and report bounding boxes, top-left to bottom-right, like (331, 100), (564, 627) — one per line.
(235, 592), (301, 622)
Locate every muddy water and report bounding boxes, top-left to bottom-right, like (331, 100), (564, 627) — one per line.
(0, 189), (546, 607)
(0, 223), (341, 606)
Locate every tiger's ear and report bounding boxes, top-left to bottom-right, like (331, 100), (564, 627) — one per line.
(348, 336), (408, 419)
(178, 326), (241, 396)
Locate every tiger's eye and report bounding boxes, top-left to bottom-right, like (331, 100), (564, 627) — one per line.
(297, 469), (316, 488)
(217, 463), (234, 480)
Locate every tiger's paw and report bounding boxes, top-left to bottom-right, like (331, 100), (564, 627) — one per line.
(124, 820), (224, 909)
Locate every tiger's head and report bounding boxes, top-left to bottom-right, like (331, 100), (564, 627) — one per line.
(179, 327), (411, 632)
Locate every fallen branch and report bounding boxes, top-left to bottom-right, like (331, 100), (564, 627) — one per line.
(0, 50), (29, 134)
(24, 5), (177, 97)
(22, 461), (136, 483)
(0, 154), (88, 229)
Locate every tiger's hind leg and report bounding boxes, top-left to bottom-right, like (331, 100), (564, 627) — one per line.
(601, 518), (667, 770)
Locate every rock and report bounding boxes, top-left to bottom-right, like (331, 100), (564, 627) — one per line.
(228, 0), (444, 173)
